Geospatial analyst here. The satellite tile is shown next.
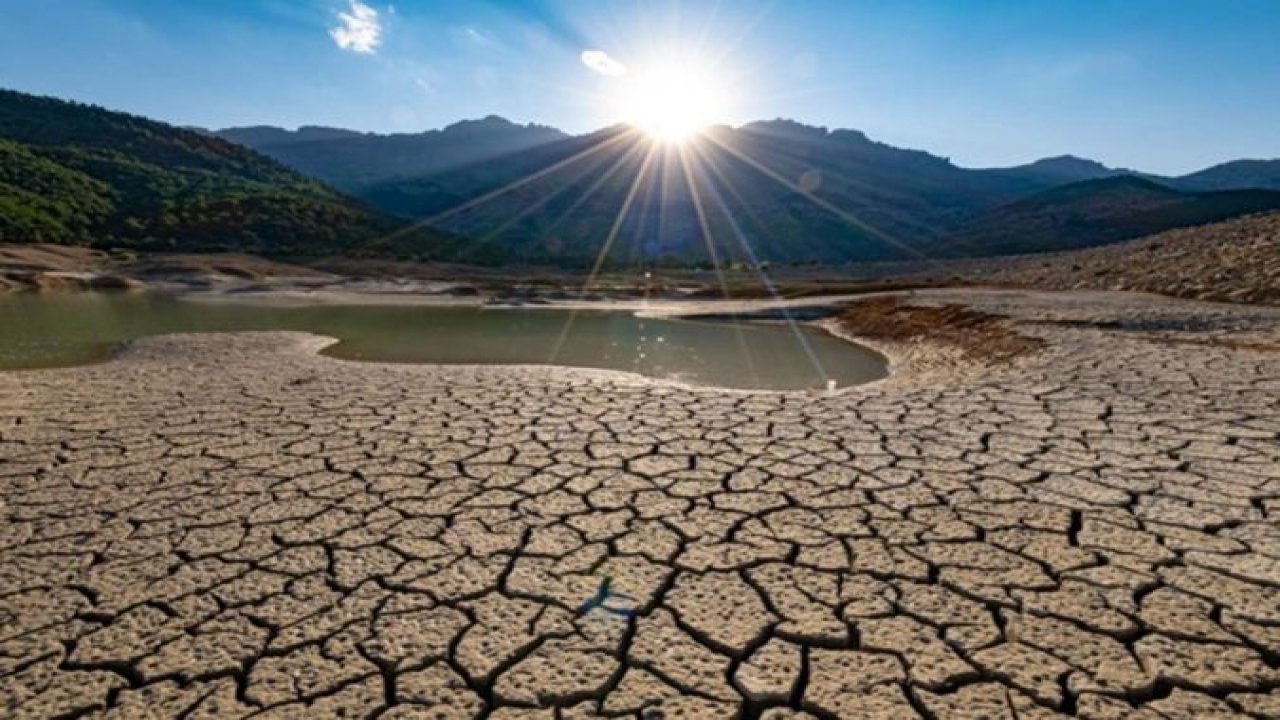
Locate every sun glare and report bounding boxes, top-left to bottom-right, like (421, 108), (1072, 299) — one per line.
(616, 63), (729, 143)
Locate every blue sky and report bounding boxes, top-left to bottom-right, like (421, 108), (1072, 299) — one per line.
(2, 0), (1278, 174)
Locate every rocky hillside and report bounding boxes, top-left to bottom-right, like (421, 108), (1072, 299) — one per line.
(963, 211), (1280, 305)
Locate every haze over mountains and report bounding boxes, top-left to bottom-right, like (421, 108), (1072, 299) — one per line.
(216, 118), (566, 189)
(216, 115), (1280, 197)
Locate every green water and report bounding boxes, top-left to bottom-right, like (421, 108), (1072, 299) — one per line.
(0, 293), (887, 391)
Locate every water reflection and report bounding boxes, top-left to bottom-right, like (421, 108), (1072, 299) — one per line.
(0, 293), (887, 391)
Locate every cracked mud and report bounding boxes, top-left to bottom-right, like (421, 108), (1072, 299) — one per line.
(2, 290), (1279, 719)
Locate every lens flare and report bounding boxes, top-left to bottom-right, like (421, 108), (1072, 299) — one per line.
(616, 62), (729, 143)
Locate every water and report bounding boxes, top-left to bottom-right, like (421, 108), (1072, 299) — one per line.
(0, 293), (887, 391)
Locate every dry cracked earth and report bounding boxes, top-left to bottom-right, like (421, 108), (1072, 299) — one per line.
(2, 290), (1279, 720)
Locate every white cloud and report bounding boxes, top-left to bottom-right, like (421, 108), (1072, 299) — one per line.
(581, 50), (627, 77)
(330, 0), (382, 54)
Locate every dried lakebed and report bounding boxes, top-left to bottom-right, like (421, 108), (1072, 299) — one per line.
(0, 293), (886, 392)
(1, 289), (1279, 719)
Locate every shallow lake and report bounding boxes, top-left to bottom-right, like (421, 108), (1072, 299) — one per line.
(0, 293), (888, 391)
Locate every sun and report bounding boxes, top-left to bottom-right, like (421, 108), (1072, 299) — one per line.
(616, 62), (729, 143)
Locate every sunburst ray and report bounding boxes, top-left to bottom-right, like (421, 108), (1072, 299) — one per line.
(375, 128), (642, 248)
(700, 131), (954, 271)
(683, 142), (831, 385)
(547, 141), (661, 365)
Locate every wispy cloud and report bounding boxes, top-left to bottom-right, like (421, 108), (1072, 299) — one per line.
(454, 26), (498, 48)
(581, 49), (627, 77)
(330, 0), (382, 54)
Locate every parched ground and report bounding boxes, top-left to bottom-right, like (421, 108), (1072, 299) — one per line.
(1, 289), (1279, 719)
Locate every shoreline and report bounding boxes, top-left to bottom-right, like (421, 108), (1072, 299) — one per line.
(4, 283), (1269, 391)
(0, 287), (904, 394)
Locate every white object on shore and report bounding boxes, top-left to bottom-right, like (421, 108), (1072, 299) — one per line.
(826, 379), (837, 392)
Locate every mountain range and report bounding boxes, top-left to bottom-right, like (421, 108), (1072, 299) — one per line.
(937, 175), (1280, 257)
(214, 117), (1280, 264)
(2, 86), (1278, 266)
(215, 117), (566, 189)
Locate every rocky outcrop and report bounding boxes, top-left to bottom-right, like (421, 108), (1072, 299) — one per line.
(962, 211), (1280, 305)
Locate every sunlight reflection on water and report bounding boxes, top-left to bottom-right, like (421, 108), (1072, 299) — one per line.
(0, 293), (887, 391)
